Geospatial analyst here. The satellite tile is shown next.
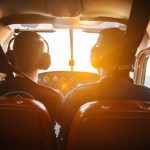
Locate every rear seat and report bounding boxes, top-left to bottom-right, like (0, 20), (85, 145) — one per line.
(67, 100), (150, 150)
(0, 96), (57, 150)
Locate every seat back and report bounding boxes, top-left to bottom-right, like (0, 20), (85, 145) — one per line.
(67, 100), (150, 150)
(0, 96), (57, 150)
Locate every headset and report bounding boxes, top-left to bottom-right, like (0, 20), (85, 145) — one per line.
(90, 44), (102, 69)
(90, 28), (127, 70)
(6, 31), (51, 70)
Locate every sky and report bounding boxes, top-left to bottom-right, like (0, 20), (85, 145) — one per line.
(146, 58), (150, 75)
(40, 29), (99, 73)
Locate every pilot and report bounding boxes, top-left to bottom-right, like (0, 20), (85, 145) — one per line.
(0, 31), (63, 123)
(60, 28), (150, 141)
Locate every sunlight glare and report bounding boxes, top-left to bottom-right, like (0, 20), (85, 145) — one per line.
(40, 29), (99, 73)
(73, 29), (99, 73)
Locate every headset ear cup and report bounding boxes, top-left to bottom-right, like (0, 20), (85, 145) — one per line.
(5, 50), (15, 66)
(90, 46), (101, 69)
(39, 53), (51, 70)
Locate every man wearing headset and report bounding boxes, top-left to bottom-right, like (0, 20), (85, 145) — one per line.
(60, 28), (150, 141)
(0, 31), (63, 123)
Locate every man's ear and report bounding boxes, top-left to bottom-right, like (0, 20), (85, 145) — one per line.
(90, 45), (104, 69)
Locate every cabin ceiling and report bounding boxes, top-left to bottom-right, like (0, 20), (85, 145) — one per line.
(0, 0), (149, 39)
(0, 0), (133, 25)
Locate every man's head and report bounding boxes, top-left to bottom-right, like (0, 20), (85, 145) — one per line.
(11, 31), (50, 73)
(90, 28), (125, 75)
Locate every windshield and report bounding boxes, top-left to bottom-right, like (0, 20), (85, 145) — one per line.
(39, 29), (99, 73)
(4, 22), (125, 74)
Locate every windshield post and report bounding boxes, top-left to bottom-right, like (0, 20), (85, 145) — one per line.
(69, 29), (75, 71)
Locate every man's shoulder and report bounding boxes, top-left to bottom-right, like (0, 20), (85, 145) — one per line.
(65, 82), (99, 100)
(73, 82), (98, 93)
(133, 84), (150, 94)
(39, 84), (60, 93)
(0, 77), (64, 99)
(38, 84), (64, 99)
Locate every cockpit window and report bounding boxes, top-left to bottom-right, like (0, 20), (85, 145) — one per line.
(5, 23), (125, 73)
(72, 30), (99, 73)
(39, 30), (71, 72)
(144, 57), (150, 88)
(40, 30), (99, 73)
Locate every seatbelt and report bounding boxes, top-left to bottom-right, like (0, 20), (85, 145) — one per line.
(0, 45), (14, 80)
(118, 0), (150, 69)
(0, 45), (35, 82)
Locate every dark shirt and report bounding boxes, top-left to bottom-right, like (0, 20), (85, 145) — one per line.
(0, 76), (64, 123)
(61, 75), (150, 140)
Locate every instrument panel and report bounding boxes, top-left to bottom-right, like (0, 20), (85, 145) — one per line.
(38, 71), (99, 95)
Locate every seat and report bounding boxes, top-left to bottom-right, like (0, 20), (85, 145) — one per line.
(67, 100), (150, 150)
(0, 96), (57, 150)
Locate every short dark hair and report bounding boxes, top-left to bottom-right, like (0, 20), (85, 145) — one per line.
(13, 31), (45, 72)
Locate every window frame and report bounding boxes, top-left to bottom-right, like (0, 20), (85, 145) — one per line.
(134, 47), (150, 85)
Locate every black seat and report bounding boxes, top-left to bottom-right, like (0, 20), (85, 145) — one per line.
(67, 100), (150, 150)
(0, 96), (57, 150)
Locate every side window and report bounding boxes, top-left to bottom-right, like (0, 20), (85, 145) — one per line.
(144, 58), (150, 88)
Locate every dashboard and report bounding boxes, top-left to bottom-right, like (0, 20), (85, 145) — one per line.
(38, 71), (99, 95)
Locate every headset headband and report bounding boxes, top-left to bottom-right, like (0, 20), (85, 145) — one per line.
(6, 31), (51, 70)
(8, 32), (49, 54)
